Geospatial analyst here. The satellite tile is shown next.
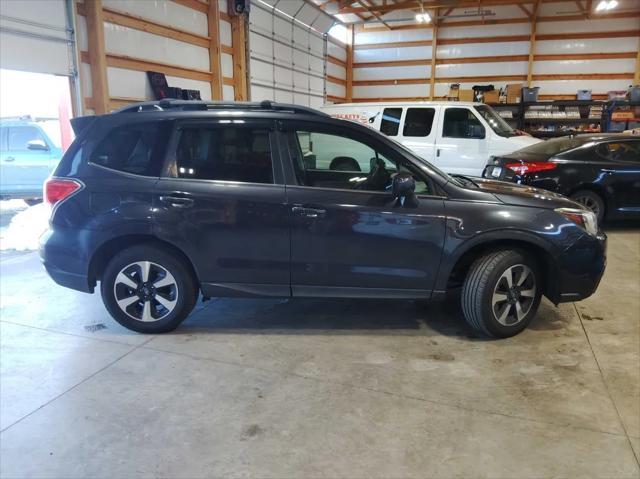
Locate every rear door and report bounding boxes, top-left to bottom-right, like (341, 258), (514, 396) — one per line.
(598, 140), (640, 214)
(1, 124), (53, 195)
(153, 118), (290, 296)
(397, 106), (438, 163)
(435, 106), (489, 176)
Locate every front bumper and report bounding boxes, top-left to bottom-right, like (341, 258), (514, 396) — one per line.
(555, 231), (607, 303)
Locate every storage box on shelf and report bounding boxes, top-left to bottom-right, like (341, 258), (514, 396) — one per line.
(521, 100), (605, 138)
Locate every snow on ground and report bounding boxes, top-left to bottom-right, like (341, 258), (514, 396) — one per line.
(0, 202), (50, 251)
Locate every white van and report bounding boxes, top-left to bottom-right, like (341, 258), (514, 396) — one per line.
(321, 102), (541, 177)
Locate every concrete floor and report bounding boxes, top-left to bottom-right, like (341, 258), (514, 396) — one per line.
(0, 227), (639, 478)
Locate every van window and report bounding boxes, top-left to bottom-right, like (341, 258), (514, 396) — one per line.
(403, 108), (435, 137)
(175, 126), (273, 184)
(380, 108), (402, 136)
(443, 108), (485, 139)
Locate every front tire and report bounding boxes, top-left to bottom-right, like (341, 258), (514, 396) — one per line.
(461, 250), (542, 338)
(100, 244), (197, 333)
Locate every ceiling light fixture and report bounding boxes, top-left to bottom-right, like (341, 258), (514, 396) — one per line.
(595, 0), (618, 11)
(415, 1), (431, 23)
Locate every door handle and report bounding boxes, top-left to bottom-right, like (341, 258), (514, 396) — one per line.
(292, 205), (326, 218)
(4, 157), (15, 162)
(159, 195), (194, 208)
(436, 149), (441, 158)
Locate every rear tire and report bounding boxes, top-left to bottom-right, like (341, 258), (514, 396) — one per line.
(100, 244), (198, 333)
(461, 250), (542, 338)
(570, 190), (605, 224)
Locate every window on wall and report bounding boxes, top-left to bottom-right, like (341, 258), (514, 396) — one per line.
(443, 108), (485, 139)
(403, 108), (435, 137)
(380, 108), (402, 136)
(174, 126), (274, 184)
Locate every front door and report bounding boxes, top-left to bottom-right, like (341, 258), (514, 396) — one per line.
(0, 124), (53, 196)
(280, 121), (446, 298)
(153, 119), (290, 297)
(436, 107), (489, 176)
(598, 140), (640, 214)
(398, 106), (438, 163)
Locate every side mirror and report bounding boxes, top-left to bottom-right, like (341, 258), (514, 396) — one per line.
(392, 172), (418, 207)
(27, 139), (49, 151)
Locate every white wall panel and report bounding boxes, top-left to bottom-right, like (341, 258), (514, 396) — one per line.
(354, 46), (432, 63)
(354, 65), (430, 81)
(436, 61), (528, 77)
(533, 59), (636, 75)
(327, 63), (346, 78)
(535, 37), (639, 54)
(80, 62), (93, 98)
(327, 82), (345, 98)
(437, 42), (530, 59)
(103, 23), (209, 71)
(355, 28), (432, 44)
(223, 84), (235, 101)
(76, 14), (89, 52)
(353, 84), (429, 99)
(439, 23), (530, 39)
(221, 53), (234, 78)
(102, 0), (208, 35)
(328, 42), (347, 61)
(537, 18), (640, 35)
(220, 20), (232, 46)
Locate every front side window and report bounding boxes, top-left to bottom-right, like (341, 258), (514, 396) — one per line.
(175, 127), (273, 184)
(380, 108), (402, 136)
(287, 129), (431, 194)
(606, 141), (640, 163)
(474, 105), (516, 137)
(403, 108), (435, 137)
(7, 126), (46, 151)
(443, 108), (485, 139)
(90, 122), (165, 176)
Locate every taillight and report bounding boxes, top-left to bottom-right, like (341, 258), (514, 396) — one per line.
(44, 178), (82, 207)
(505, 161), (557, 176)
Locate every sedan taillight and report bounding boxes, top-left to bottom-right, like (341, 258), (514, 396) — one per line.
(505, 161), (557, 176)
(44, 178), (82, 207)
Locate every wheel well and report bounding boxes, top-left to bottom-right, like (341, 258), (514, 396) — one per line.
(447, 240), (557, 299)
(88, 235), (200, 289)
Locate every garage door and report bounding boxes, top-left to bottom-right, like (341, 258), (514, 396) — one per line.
(0, 0), (75, 76)
(249, 0), (333, 108)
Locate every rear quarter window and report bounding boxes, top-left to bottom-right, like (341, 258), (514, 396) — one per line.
(89, 121), (170, 176)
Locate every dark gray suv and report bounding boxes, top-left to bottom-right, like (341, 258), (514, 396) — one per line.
(40, 100), (606, 338)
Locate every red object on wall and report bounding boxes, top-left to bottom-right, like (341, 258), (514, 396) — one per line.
(58, 79), (73, 152)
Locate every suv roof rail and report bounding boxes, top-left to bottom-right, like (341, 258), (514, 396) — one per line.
(112, 99), (329, 117)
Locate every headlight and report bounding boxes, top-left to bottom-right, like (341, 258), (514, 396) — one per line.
(555, 208), (598, 236)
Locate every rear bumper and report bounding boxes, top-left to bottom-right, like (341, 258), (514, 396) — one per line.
(39, 228), (94, 293)
(554, 231), (607, 303)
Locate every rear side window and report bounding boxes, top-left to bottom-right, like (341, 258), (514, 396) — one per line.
(90, 122), (165, 176)
(174, 126), (273, 184)
(7, 126), (46, 150)
(403, 108), (435, 137)
(380, 108), (402, 136)
(443, 108), (485, 139)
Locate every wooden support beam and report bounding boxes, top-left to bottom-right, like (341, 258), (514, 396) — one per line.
(346, 25), (354, 102)
(355, 0), (391, 29)
(172, 0), (208, 14)
(231, 13), (248, 100)
(526, 0), (541, 87)
(84, 0), (109, 114)
(429, 8), (438, 100)
(635, 37), (640, 85)
(327, 55), (347, 68)
(208, 0), (223, 100)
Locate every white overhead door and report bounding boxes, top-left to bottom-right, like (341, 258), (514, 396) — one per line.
(0, 0), (75, 76)
(249, 0), (333, 108)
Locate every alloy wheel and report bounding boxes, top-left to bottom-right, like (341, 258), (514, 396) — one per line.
(113, 261), (178, 322)
(572, 194), (600, 218)
(491, 264), (536, 326)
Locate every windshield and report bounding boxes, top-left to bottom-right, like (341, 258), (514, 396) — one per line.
(474, 105), (516, 137)
(386, 136), (464, 187)
(514, 136), (585, 156)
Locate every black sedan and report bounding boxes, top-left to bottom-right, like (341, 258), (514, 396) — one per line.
(483, 134), (640, 223)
